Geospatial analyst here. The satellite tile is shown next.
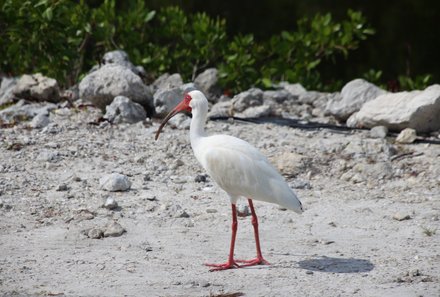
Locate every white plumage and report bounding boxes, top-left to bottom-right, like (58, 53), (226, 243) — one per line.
(155, 90), (303, 271)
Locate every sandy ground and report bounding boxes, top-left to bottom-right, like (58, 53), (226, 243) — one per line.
(0, 106), (439, 297)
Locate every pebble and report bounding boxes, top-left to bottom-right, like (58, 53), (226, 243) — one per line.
(194, 174), (207, 183)
(87, 228), (104, 239)
(370, 126), (388, 139)
(393, 212), (411, 221)
(103, 197), (118, 210)
(237, 204), (251, 217)
(56, 183), (68, 191)
(396, 128), (417, 144)
(104, 222), (126, 237)
(291, 179), (312, 189)
(206, 208), (217, 214)
(99, 173), (131, 192)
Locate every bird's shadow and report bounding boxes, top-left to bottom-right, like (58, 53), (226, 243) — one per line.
(297, 256), (374, 273)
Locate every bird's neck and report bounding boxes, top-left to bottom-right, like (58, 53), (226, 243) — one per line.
(190, 108), (207, 147)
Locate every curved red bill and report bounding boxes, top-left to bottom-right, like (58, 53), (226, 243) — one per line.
(155, 99), (190, 140)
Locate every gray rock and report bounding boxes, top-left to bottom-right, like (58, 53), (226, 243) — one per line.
(300, 91), (342, 111)
(232, 88), (263, 112)
(104, 96), (146, 124)
(370, 126), (388, 139)
(290, 179), (312, 189)
(237, 105), (271, 118)
(103, 222), (126, 237)
(30, 113), (50, 129)
(56, 184), (68, 191)
(37, 150), (60, 163)
(79, 64), (153, 110)
(280, 82), (307, 97)
(87, 228), (104, 239)
(0, 77), (17, 105)
(103, 197), (118, 210)
(237, 204), (251, 217)
(12, 73), (60, 102)
(396, 128), (417, 144)
(194, 68), (221, 102)
(347, 85), (440, 133)
(151, 73), (183, 92)
(99, 173), (131, 192)
(194, 174), (207, 183)
(167, 113), (191, 130)
(207, 100), (233, 118)
(271, 152), (307, 177)
(102, 50), (145, 77)
(326, 79), (386, 120)
(263, 89), (294, 104)
(393, 213), (411, 221)
(153, 83), (196, 116)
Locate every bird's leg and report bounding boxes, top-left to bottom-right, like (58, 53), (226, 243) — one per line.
(205, 204), (240, 271)
(236, 199), (270, 266)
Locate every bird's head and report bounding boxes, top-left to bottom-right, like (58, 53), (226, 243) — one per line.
(155, 90), (207, 140)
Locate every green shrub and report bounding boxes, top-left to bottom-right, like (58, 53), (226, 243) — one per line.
(4, 1), (419, 93)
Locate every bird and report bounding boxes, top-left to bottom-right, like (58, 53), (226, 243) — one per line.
(155, 90), (303, 271)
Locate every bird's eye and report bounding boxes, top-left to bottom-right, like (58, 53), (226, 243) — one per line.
(184, 94), (192, 103)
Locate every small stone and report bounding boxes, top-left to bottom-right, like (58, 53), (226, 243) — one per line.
(291, 179), (312, 189)
(206, 208), (217, 214)
(396, 128), (417, 144)
(87, 228), (104, 239)
(393, 212), (411, 221)
(56, 184), (68, 191)
(103, 222), (126, 237)
(103, 197), (118, 210)
(237, 204), (251, 217)
(370, 126), (388, 139)
(194, 174), (207, 183)
(30, 113), (50, 129)
(177, 210), (190, 218)
(99, 173), (131, 192)
(306, 271), (314, 275)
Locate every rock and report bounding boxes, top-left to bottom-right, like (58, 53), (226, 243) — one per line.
(103, 96), (146, 124)
(370, 126), (388, 139)
(290, 179), (312, 189)
(102, 50), (145, 77)
(396, 128), (417, 144)
(326, 79), (386, 120)
(272, 152), (307, 177)
(87, 228), (104, 239)
(280, 82), (307, 97)
(263, 90), (294, 104)
(79, 64), (153, 110)
(0, 77), (17, 105)
(177, 210), (190, 218)
(151, 73), (183, 92)
(167, 113), (191, 130)
(13, 73), (60, 102)
(194, 174), (207, 183)
(206, 208), (217, 214)
(103, 197), (118, 210)
(207, 100), (233, 118)
(347, 85), (440, 133)
(37, 150), (60, 163)
(56, 184), (68, 191)
(232, 88), (263, 112)
(194, 68), (221, 101)
(103, 222), (126, 237)
(153, 83), (196, 116)
(393, 213), (411, 221)
(237, 105), (271, 118)
(29, 113), (50, 129)
(299, 92), (342, 111)
(99, 173), (131, 192)
(237, 204), (251, 217)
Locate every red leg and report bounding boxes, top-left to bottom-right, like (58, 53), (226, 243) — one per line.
(205, 204), (240, 271)
(236, 199), (270, 266)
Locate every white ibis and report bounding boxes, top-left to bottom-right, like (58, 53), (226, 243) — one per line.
(155, 90), (303, 271)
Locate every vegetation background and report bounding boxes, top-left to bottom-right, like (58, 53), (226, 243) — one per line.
(1, 0), (438, 93)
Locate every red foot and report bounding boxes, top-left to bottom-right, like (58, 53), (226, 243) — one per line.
(236, 257), (270, 267)
(205, 260), (240, 271)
